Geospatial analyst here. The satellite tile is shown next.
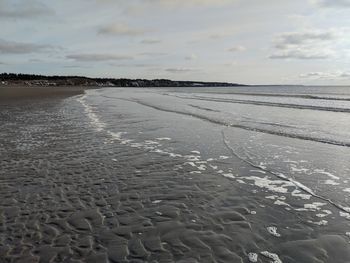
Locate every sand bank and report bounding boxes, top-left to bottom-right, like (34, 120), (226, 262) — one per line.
(0, 86), (84, 100)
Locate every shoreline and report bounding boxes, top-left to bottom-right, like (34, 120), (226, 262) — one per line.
(0, 86), (85, 100)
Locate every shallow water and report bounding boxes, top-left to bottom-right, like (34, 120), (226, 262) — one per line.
(1, 86), (350, 262)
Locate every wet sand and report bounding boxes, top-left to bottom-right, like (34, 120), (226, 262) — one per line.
(1, 89), (350, 263)
(0, 87), (84, 100)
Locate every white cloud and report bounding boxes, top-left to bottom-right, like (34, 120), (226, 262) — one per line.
(270, 30), (338, 59)
(98, 23), (146, 36)
(66, 54), (133, 62)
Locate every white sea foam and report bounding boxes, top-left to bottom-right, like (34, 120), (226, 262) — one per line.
(316, 210), (332, 218)
(303, 202), (327, 211)
(324, 179), (340, 185)
(340, 211), (350, 220)
(260, 251), (282, 263)
(274, 200), (290, 207)
(314, 169), (340, 180)
(77, 95), (106, 132)
(250, 169), (266, 174)
(248, 252), (258, 262)
(290, 166), (309, 173)
(242, 176), (294, 194)
(307, 220), (328, 226)
(223, 173), (235, 179)
(291, 189), (311, 200)
(267, 226), (281, 237)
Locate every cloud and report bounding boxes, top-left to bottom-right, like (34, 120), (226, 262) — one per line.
(165, 67), (197, 73)
(208, 32), (232, 40)
(28, 58), (43, 62)
(63, 65), (90, 69)
(312, 0), (350, 8)
(141, 39), (161, 44)
(299, 71), (350, 80)
(110, 63), (156, 68)
(227, 45), (246, 52)
(0, 39), (53, 54)
(270, 30), (337, 59)
(98, 23), (146, 36)
(185, 54), (197, 60)
(0, 0), (54, 19)
(139, 52), (167, 57)
(146, 0), (231, 7)
(270, 50), (332, 59)
(66, 53), (133, 62)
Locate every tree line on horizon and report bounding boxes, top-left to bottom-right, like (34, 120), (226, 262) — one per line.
(0, 73), (243, 87)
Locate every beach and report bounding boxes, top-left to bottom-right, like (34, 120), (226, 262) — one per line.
(0, 86), (84, 100)
(1, 86), (350, 262)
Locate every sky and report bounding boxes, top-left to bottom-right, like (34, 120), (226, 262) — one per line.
(0, 0), (349, 85)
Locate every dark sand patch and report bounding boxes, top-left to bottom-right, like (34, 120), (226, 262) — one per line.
(0, 86), (84, 100)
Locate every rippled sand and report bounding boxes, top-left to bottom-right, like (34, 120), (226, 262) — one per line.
(1, 92), (350, 263)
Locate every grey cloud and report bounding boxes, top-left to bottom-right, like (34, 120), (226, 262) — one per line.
(63, 65), (91, 69)
(185, 54), (197, 60)
(270, 50), (330, 60)
(66, 54), (133, 62)
(139, 52), (167, 56)
(110, 63), (156, 67)
(299, 71), (350, 79)
(270, 30), (336, 60)
(209, 33), (231, 40)
(165, 68), (197, 73)
(144, 0), (231, 7)
(275, 31), (335, 46)
(28, 58), (43, 62)
(340, 72), (350, 78)
(313, 0), (350, 7)
(98, 23), (146, 36)
(141, 39), (161, 44)
(0, 39), (53, 54)
(227, 46), (246, 52)
(0, 0), (54, 19)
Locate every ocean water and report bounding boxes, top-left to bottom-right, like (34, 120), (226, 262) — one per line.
(76, 86), (350, 259)
(2, 85), (350, 262)
(82, 86), (350, 205)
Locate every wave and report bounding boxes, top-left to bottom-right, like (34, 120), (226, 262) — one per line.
(112, 97), (350, 148)
(79, 93), (350, 216)
(165, 94), (350, 113)
(168, 91), (350, 101)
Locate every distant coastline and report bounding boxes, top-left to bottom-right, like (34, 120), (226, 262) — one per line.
(0, 73), (246, 88)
